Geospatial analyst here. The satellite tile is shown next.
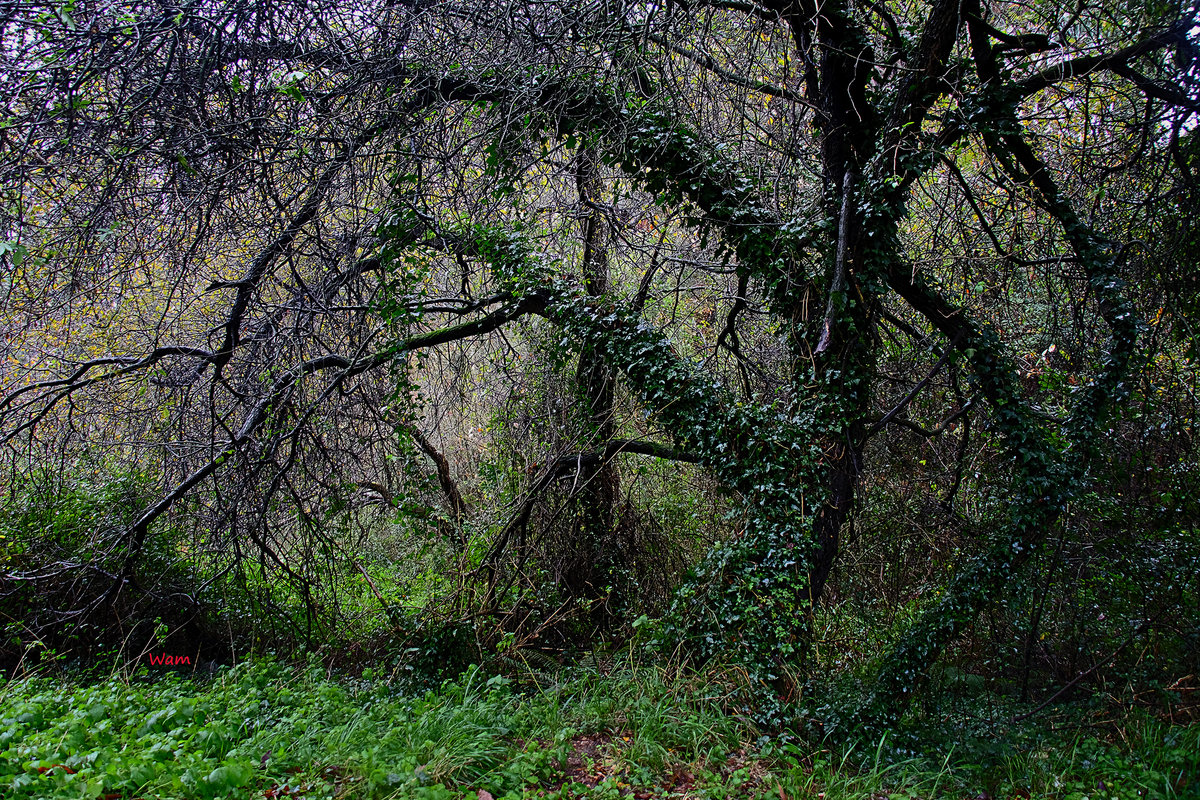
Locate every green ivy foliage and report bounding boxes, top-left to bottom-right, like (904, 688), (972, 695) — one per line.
(373, 70), (1149, 734)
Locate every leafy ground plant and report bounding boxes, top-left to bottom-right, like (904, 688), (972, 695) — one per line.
(1, 658), (1197, 799)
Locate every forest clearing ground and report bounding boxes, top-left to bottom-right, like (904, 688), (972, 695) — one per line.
(1, 657), (1196, 800)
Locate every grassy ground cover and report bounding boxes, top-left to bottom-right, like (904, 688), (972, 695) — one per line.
(1, 657), (1196, 799)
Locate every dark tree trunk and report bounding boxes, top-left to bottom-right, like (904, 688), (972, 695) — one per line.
(563, 147), (622, 617)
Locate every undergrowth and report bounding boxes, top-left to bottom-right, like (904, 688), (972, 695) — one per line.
(0, 657), (1196, 799)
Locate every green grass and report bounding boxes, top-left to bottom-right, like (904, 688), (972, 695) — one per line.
(1, 657), (1196, 799)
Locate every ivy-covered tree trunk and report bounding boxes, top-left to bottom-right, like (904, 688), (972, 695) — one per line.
(564, 147), (622, 618)
(838, 0), (1145, 732)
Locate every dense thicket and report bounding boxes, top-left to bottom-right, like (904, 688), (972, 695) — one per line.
(1, 0), (1197, 734)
